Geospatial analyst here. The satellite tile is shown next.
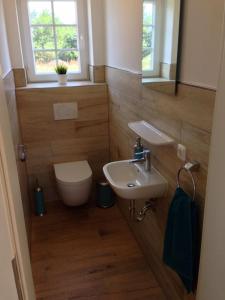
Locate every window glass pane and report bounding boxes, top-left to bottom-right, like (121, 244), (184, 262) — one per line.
(28, 1), (52, 25)
(142, 48), (153, 71)
(34, 51), (56, 73)
(143, 1), (155, 73)
(143, 1), (154, 25)
(57, 51), (80, 72)
(143, 26), (153, 49)
(56, 26), (78, 49)
(27, 0), (82, 76)
(54, 1), (77, 24)
(31, 27), (54, 50)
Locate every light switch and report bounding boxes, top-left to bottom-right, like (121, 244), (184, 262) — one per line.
(177, 144), (186, 161)
(53, 102), (78, 120)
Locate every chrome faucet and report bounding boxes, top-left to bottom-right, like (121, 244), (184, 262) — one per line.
(130, 149), (151, 172)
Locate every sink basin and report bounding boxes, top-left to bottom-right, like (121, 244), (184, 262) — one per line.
(103, 160), (168, 200)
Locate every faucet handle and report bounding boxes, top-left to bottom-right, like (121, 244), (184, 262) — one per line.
(143, 149), (150, 153)
(143, 149), (151, 157)
(143, 149), (151, 172)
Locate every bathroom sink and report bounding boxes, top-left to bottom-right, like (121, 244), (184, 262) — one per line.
(103, 160), (167, 200)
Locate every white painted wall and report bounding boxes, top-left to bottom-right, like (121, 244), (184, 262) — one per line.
(88, 0), (105, 66)
(163, 0), (175, 64)
(3, 0), (104, 70)
(162, 0), (180, 64)
(2, 0), (24, 69)
(104, 0), (224, 88)
(179, 0), (224, 89)
(2, 0), (224, 87)
(104, 0), (142, 74)
(197, 16), (225, 300)
(0, 0), (11, 77)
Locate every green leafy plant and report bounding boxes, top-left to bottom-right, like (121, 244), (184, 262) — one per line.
(55, 64), (68, 75)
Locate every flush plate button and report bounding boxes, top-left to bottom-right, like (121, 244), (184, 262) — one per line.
(53, 102), (78, 120)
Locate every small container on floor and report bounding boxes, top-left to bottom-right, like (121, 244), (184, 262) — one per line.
(96, 181), (115, 208)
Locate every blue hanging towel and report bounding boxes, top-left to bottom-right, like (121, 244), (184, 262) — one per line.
(163, 187), (199, 293)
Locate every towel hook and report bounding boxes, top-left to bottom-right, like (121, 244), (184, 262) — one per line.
(177, 161), (200, 201)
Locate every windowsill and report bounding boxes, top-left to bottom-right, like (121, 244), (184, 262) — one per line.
(16, 80), (106, 90)
(142, 77), (175, 85)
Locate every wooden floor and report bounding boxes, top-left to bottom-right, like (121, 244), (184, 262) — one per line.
(31, 201), (166, 300)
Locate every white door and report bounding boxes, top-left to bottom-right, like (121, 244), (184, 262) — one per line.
(196, 7), (225, 300)
(0, 77), (35, 299)
(0, 173), (19, 300)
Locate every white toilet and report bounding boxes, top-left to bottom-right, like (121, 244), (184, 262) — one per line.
(54, 161), (92, 206)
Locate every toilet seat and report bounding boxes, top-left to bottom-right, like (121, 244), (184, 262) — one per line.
(54, 160), (93, 206)
(54, 161), (92, 185)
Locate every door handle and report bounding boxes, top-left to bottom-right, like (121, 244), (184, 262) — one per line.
(18, 144), (27, 162)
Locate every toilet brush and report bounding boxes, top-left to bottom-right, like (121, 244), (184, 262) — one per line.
(34, 179), (46, 216)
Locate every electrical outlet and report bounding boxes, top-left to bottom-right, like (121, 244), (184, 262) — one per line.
(177, 144), (186, 161)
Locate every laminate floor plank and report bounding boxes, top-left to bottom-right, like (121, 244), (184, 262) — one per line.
(31, 201), (166, 300)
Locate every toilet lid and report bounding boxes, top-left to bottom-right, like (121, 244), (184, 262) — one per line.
(54, 161), (92, 183)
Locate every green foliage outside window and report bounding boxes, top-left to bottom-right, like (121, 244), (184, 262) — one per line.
(142, 26), (153, 58)
(142, 2), (154, 71)
(32, 10), (78, 63)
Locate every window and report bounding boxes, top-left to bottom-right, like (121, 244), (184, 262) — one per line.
(20, 0), (88, 82)
(142, 0), (161, 77)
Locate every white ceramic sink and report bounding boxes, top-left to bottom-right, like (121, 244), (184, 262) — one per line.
(103, 160), (168, 200)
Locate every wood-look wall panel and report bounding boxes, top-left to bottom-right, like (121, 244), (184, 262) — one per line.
(50, 136), (109, 157)
(74, 120), (109, 137)
(106, 67), (142, 100)
(141, 105), (183, 141)
(89, 65), (106, 83)
(16, 84), (109, 202)
(142, 84), (215, 133)
(181, 123), (211, 171)
(13, 68), (27, 88)
(106, 66), (216, 300)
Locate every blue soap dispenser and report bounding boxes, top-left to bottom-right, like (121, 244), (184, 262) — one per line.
(133, 137), (144, 159)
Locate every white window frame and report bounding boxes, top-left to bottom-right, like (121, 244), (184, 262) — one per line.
(19, 0), (89, 82)
(142, 0), (163, 78)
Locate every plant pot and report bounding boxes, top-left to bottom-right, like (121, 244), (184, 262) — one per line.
(57, 74), (67, 85)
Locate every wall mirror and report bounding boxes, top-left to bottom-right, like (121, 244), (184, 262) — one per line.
(142, 0), (181, 95)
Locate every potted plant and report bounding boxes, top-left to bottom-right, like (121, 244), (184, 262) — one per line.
(55, 64), (68, 85)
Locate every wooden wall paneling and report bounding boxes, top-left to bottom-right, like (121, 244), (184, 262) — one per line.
(89, 65), (106, 83)
(13, 68), (27, 88)
(106, 66), (216, 300)
(16, 83), (109, 202)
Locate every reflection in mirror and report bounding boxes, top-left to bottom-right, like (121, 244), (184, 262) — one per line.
(142, 0), (181, 95)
